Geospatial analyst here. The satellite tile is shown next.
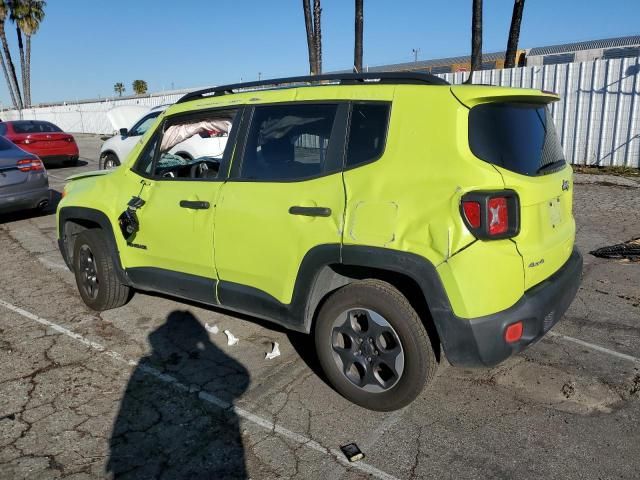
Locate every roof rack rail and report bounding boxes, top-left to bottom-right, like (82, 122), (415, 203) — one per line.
(176, 72), (449, 104)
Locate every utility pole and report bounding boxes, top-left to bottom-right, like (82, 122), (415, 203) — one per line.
(412, 48), (421, 63)
(258, 72), (262, 80)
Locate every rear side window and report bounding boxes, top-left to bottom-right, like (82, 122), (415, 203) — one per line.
(12, 121), (62, 134)
(240, 104), (339, 181)
(346, 103), (390, 168)
(469, 103), (566, 176)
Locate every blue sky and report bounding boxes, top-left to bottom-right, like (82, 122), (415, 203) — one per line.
(3, 0), (639, 105)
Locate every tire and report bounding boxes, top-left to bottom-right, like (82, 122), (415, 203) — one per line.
(314, 279), (437, 411)
(72, 229), (131, 311)
(64, 155), (79, 166)
(101, 153), (120, 170)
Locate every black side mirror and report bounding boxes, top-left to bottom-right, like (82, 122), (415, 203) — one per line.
(119, 128), (128, 137)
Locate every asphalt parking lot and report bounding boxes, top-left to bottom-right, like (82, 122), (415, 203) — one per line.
(1, 134), (639, 479)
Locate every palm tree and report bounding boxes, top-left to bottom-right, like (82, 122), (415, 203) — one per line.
(465, 0), (483, 84)
(504, 0), (525, 68)
(313, 0), (322, 74)
(302, 0), (316, 75)
(114, 82), (125, 97)
(132, 80), (148, 95)
(0, 1), (22, 108)
(354, 0), (363, 73)
(10, 0), (46, 107)
(301, 0), (322, 75)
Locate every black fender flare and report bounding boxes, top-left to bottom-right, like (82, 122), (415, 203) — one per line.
(58, 206), (129, 285)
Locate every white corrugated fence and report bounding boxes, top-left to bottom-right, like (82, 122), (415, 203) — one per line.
(2, 56), (639, 167)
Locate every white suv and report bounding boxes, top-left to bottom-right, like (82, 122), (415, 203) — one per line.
(99, 105), (228, 169)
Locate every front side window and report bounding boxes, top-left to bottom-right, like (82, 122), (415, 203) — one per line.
(240, 104), (339, 181)
(131, 109), (237, 181)
(129, 112), (161, 136)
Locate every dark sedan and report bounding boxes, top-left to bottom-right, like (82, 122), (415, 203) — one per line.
(0, 136), (50, 214)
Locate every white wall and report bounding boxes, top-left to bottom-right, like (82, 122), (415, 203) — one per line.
(3, 56), (639, 167)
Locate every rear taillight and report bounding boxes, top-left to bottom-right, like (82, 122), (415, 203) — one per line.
(66, 137), (74, 142)
(461, 190), (519, 240)
(17, 158), (44, 172)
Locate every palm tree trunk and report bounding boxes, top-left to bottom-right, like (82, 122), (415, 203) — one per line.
(25, 34), (30, 107)
(0, 25), (22, 109)
(302, 0), (316, 75)
(313, 0), (322, 75)
(0, 49), (18, 109)
(466, 0), (483, 84)
(16, 26), (27, 107)
(354, 0), (363, 73)
(504, 0), (525, 69)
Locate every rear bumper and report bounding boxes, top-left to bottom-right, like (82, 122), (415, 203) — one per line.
(0, 186), (50, 213)
(440, 248), (583, 367)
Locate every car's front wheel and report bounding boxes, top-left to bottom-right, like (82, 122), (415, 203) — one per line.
(101, 153), (120, 170)
(72, 229), (131, 311)
(315, 279), (437, 411)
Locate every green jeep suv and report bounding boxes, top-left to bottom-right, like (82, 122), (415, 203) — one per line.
(57, 73), (582, 411)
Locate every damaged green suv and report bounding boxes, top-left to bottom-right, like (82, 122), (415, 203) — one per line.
(57, 73), (582, 411)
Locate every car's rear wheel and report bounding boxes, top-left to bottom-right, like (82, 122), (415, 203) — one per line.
(102, 153), (120, 170)
(314, 279), (437, 411)
(72, 230), (131, 311)
(64, 155), (79, 166)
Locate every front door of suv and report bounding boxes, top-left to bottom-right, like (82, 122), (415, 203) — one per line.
(214, 103), (348, 308)
(117, 108), (241, 302)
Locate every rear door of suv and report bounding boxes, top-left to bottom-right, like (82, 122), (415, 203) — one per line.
(213, 101), (349, 308)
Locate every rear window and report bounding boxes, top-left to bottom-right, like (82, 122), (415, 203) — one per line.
(469, 103), (566, 176)
(12, 121), (62, 134)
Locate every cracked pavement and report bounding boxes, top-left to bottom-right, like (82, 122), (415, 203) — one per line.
(0, 135), (639, 479)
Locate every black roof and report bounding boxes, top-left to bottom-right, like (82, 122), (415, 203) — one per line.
(177, 72), (449, 104)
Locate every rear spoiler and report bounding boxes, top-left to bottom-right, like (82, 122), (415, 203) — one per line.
(451, 85), (560, 108)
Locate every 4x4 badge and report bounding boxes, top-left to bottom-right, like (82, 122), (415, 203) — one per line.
(562, 180), (569, 191)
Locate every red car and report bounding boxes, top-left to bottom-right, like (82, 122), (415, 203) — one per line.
(0, 120), (79, 166)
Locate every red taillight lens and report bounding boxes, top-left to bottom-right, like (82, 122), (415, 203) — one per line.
(17, 158), (44, 172)
(504, 321), (524, 343)
(462, 201), (481, 229)
(460, 190), (519, 240)
(487, 197), (508, 236)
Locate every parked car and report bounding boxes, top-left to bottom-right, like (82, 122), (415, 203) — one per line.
(57, 72), (582, 411)
(0, 135), (49, 214)
(0, 120), (79, 166)
(99, 105), (228, 169)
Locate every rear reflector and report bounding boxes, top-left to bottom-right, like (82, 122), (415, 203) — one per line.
(504, 321), (524, 343)
(17, 158), (44, 172)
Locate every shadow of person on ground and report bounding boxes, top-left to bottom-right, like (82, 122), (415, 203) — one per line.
(107, 310), (250, 479)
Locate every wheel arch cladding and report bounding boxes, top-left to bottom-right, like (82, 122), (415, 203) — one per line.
(58, 207), (129, 285)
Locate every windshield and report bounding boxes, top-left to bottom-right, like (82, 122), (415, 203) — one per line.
(129, 112), (161, 136)
(469, 102), (566, 176)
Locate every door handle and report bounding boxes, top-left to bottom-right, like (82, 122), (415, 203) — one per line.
(288, 206), (331, 217)
(180, 200), (210, 210)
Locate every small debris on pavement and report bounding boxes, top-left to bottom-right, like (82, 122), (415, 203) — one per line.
(590, 237), (640, 262)
(224, 330), (239, 346)
(340, 443), (364, 462)
(265, 342), (281, 360)
(205, 323), (219, 334)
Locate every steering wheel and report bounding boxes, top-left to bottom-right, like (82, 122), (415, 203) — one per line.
(190, 161), (209, 179)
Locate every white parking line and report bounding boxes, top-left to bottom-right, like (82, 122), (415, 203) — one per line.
(547, 330), (640, 365)
(0, 299), (399, 480)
